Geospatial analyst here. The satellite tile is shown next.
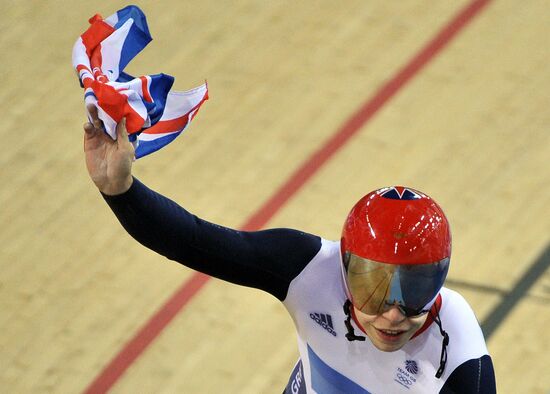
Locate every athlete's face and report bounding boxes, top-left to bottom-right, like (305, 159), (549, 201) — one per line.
(353, 305), (428, 352)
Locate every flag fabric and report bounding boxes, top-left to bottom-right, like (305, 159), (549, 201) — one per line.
(72, 5), (208, 158)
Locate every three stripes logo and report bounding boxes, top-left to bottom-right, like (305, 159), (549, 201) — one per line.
(309, 312), (337, 337)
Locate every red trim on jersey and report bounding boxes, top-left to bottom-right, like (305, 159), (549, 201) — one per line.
(412, 294), (442, 339)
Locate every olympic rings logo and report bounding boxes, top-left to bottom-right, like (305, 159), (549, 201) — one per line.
(396, 372), (412, 386)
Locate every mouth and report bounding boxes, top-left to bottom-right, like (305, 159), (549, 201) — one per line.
(374, 327), (407, 342)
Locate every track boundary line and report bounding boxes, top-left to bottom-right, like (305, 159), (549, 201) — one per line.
(482, 243), (550, 339)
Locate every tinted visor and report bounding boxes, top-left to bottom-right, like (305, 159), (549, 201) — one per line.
(343, 252), (449, 316)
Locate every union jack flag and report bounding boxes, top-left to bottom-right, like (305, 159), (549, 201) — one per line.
(72, 5), (208, 158)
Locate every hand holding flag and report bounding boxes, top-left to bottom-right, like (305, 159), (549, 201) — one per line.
(83, 105), (134, 196)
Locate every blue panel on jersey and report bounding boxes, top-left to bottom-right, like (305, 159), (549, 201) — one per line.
(308, 345), (371, 394)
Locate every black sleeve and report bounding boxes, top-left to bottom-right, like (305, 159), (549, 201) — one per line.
(439, 355), (496, 393)
(102, 177), (322, 300)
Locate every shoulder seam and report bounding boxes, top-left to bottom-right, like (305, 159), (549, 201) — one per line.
(477, 358), (481, 393)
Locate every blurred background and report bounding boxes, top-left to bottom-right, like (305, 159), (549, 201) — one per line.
(1, 0), (549, 392)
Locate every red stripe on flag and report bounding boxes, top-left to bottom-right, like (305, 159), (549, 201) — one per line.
(143, 114), (190, 135)
(76, 64), (92, 74)
(81, 15), (115, 59)
(83, 1), (491, 392)
(140, 76), (153, 103)
(91, 81), (144, 134)
(90, 43), (104, 80)
(144, 94), (209, 135)
(77, 64), (94, 88)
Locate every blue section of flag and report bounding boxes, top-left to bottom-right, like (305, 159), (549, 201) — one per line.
(115, 5), (151, 35)
(117, 72), (134, 83)
(117, 8), (152, 73)
(145, 73), (174, 123)
(135, 132), (181, 159)
(308, 345), (371, 394)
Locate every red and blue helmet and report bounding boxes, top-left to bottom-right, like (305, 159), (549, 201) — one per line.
(341, 186), (451, 316)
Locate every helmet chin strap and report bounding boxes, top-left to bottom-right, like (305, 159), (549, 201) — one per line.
(341, 253), (366, 341)
(431, 301), (449, 378)
(343, 299), (366, 341)
(342, 298), (449, 379)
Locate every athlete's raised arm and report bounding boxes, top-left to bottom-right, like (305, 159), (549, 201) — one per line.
(83, 112), (321, 300)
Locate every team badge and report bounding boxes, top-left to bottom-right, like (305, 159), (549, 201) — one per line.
(405, 359), (419, 374)
(394, 359), (419, 389)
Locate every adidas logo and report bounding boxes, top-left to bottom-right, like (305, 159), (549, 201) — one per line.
(309, 313), (337, 337)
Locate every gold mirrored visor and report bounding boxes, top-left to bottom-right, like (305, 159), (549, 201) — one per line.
(343, 252), (450, 316)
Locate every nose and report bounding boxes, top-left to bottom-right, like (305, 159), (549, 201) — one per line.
(383, 306), (407, 323)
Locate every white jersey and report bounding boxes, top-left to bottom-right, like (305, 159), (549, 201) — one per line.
(283, 239), (489, 394)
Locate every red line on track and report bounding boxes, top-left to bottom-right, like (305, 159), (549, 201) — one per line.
(83, 1), (490, 392)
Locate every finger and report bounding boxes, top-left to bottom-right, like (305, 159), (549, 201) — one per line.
(116, 117), (130, 143)
(83, 122), (100, 151)
(83, 122), (95, 135)
(87, 104), (99, 123)
(86, 104), (104, 130)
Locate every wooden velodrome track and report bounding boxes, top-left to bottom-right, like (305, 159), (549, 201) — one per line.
(1, 0), (549, 392)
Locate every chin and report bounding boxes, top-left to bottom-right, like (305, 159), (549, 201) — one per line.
(366, 327), (411, 352)
(370, 339), (406, 352)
